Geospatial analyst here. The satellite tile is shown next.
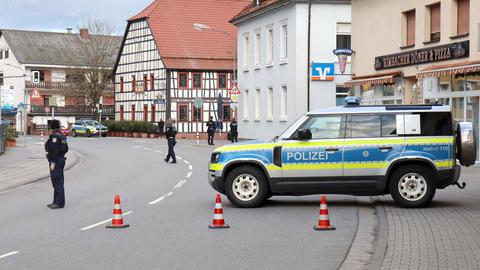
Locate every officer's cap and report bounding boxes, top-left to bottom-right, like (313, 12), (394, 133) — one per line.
(48, 120), (61, 130)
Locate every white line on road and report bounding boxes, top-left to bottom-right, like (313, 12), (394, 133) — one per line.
(148, 195), (166, 205)
(143, 148), (152, 151)
(133, 146), (141, 149)
(186, 171), (192, 178)
(175, 180), (186, 189)
(155, 150), (163, 154)
(183, 160), (190, 165)
(0, 251), (19, 260)
(177, 156), (183, 160)
(188, 165), (193, 170)
(167, 191), (173, 197)
(80, 211), (133, 231)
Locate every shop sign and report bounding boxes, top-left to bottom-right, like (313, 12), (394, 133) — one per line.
(374, 41), (469, 70)
(311, 63), (335, 81)
(1, 86), (15, 110)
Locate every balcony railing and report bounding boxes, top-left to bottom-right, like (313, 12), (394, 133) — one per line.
(30, 105), (114, 116)
(26, 81), (114, 91)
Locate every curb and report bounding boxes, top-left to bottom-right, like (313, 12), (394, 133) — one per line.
(0, 148), (83, 193)
(339, 196), (380, 270)
(368, 201), (388, 270)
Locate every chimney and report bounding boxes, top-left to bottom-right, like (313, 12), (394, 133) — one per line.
(79, 28), (89, 40)
(66, 27), (73, 34)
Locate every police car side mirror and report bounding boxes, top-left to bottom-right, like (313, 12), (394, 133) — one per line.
(297, 129), (312, 141)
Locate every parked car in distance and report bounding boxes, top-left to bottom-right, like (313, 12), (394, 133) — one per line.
(71, 120), (108, 137)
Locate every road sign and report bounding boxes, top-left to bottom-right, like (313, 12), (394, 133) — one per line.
(31, 86), (42, 99)
(229, 83), (241, 95)
(194, 97), (203, 109)
(230, 94), (238, 103)
(44, 107), (50, 113)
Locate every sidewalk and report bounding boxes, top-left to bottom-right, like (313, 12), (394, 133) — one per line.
(0, 137), (81, 192)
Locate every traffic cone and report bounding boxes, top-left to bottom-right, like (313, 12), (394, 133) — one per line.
(314, 196), (335, 231)
(106, 195), (130, 229)
(208, 194), (230, 229)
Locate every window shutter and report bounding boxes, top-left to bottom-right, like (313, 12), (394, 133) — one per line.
(430, 4), (441, 35)
(406, 10), (416, 46)
(457, 0), (469, 35)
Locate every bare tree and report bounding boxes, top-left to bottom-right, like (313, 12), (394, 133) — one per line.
(67, 19), (118, 120)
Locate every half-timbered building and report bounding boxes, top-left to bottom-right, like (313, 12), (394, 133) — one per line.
(114, 0), (249, 137)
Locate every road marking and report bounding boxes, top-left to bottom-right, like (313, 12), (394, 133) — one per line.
(143, 148), (152, 151)
(80, 211), (133, 231)
(177, 156), (183, 160)
(0, 251), (19, 260)
(167, 191), (173, 197)
(183, 160), (190, 165)
(148, 195), (166, 205)
(175, 180), (186, 189)
(155, 150), (163, 154)
(186, 171), (192, 178)
(133, 146), (141, 149)
(188, 165), (193, 170)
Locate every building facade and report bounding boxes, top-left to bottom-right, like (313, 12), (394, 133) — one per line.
(231, 0), (352, 140)
(348, 0), (480, 158)
(114, 0), (249, 137)
(0, 29), (120, 133)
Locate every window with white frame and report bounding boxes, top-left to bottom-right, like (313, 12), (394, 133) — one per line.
(281, 86), (287, 119)
(280, 23), (288, 61)
(254, 31), (261, 67)
(266, 27), (273, 64)
(336, 22), (351, 49)
(243, 89), (249, 119)
(267, 87), (273, 120)
(243, 34), (250, 68)
(255, 88), (261, 120)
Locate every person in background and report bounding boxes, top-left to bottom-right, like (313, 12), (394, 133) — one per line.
(164, 119), (177, 164)
(230, 118), (238, 143)
(158, 119), (165, 138)
(206, 116), (216, 145)
(45, 119), (68, 209)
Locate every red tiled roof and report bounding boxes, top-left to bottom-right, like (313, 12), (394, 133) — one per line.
(128, 0), (250, 70)
(230, 0), (279, 22)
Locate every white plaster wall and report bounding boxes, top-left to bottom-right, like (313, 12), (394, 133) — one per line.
(0, 35), (26, 109)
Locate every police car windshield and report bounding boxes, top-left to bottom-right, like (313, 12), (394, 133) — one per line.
(85, 120), (100, 126)
(278, 115), (309, 140)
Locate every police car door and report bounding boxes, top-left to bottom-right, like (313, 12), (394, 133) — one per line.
(343, 114), (404, 191)
(281, 115), (345, 183)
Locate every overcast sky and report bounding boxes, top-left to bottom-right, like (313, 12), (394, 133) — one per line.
(1, 0), (153, 35)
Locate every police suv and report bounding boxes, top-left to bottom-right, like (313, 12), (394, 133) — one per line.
(208, 98), (477, 208)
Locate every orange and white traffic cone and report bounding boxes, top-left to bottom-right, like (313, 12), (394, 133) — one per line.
(106, 195), (130, 229)
(208, 194), (230, 229)
(314, 196), (335, 231)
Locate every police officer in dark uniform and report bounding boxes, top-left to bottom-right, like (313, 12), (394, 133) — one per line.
(206, 116), (216, 145)
(164, 120), (177, 164)
(45, 119), (68, 209)
(230, 118), (238, 143)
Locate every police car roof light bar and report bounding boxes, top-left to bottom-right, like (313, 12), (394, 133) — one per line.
(344, 96), (361, 106)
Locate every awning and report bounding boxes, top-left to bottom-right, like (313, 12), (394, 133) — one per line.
(417, 60), (480, 78)
(344, 71), (402, 88)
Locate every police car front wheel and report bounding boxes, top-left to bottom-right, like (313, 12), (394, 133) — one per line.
(389, 165), (435, 208)
(225, 166), (269, 208)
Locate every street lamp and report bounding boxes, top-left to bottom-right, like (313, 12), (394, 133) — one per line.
(5, 63), (27, 135)
(193, 23), (236, 83)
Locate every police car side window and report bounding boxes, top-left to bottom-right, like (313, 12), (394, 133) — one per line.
(349, 115), (381, 138)
(415, 112), (453, 136)
(301, 116), (342, 139)
(381, 115), (397, 137)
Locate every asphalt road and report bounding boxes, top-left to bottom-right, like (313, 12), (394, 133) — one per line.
(0, 137), (358, 270)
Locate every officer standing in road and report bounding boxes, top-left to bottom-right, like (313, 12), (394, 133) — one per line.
(230, 118), (238, 143)
(164, 120), (177, 164)
(158, 119), (165, 138)
(45, 119), (68, 209)
(206, 116), (216, 145)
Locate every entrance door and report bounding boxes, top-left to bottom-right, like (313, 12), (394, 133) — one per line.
(279, 115), (345, 192)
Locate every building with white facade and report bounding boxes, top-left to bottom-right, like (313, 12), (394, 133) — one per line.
(231, 0), (351, 140)
(0, 29), (121, 133)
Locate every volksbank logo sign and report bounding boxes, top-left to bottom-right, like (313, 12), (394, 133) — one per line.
(311, 63), (335, 81)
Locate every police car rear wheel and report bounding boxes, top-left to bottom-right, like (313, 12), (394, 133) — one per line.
(389, 165), (435, 208)
(86, 130), (92, 137)
(225, 166), (269, 208)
